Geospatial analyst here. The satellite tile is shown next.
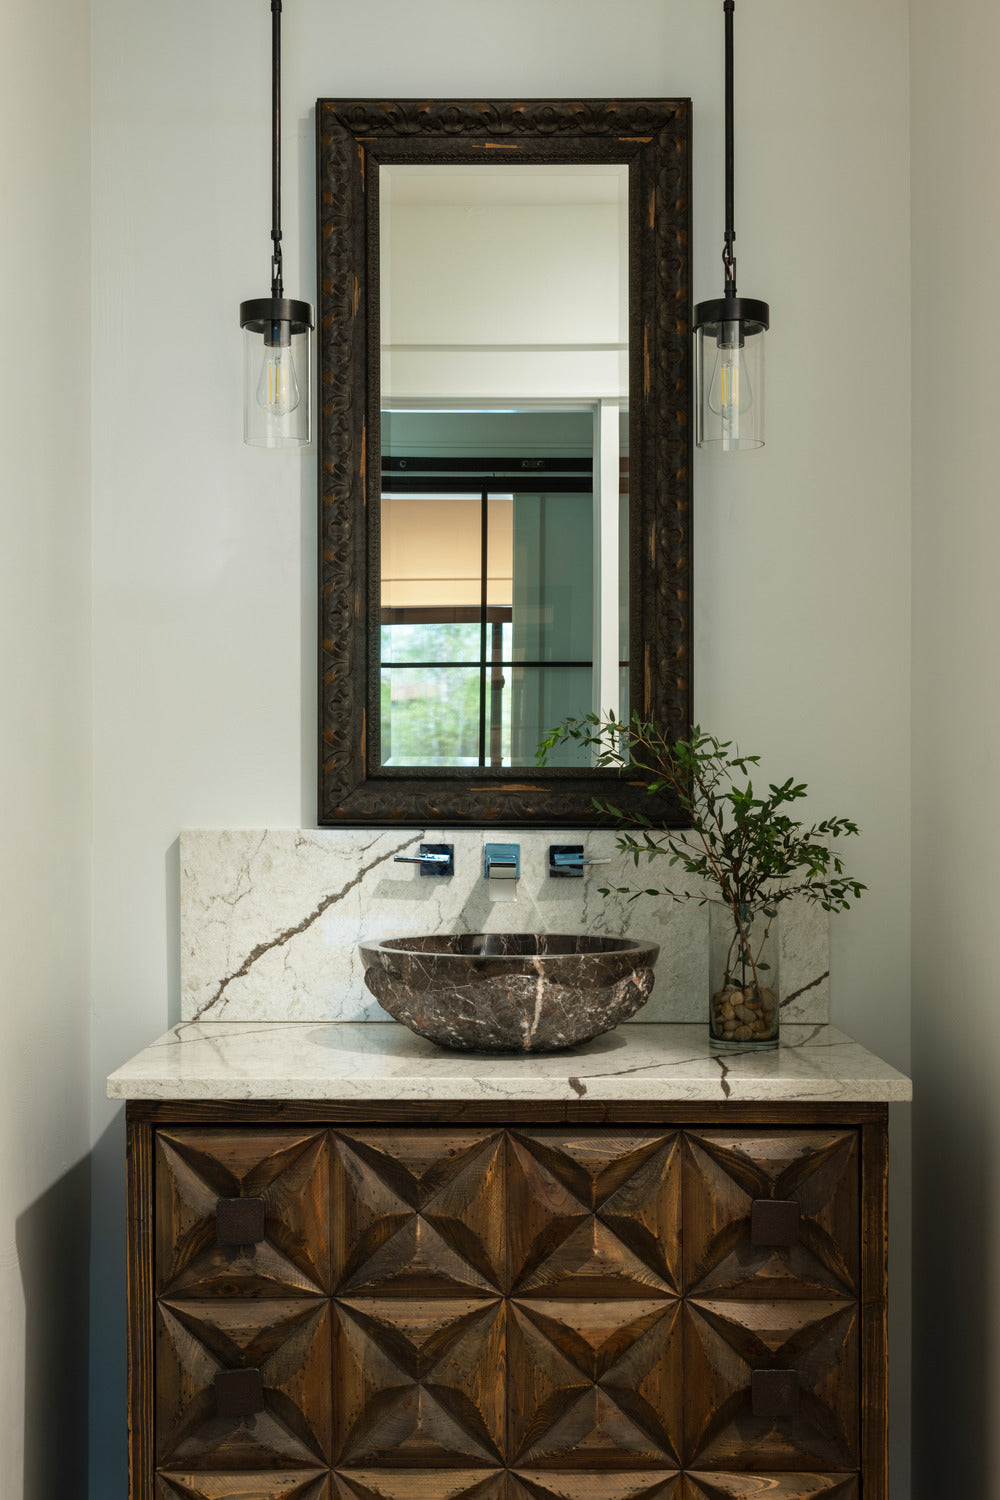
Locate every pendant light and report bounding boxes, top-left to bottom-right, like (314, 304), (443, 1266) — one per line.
(693, 0), (769, 451)
(240, 0), (313, 449)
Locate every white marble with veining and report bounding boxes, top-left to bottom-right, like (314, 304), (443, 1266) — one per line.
(180, 829), (831, 1025)
(107, 1021), (911, 1103)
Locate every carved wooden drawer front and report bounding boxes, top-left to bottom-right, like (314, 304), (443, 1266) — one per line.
(155, 1478), (332, 1499)
(681, 1131), (859, 1300)
(155, 1128), (332, 1298)
(134, 1113), (885, 1500)
(680, 1130), (860, 1474)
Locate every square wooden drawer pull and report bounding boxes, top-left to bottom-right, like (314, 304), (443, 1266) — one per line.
(216, 1196), (266, 1245)
(214, 1367), (264, 1417)
(752, 1368), (800, 1418)
(751, 1197), (800, 1245)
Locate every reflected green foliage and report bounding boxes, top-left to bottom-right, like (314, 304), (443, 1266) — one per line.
(382, 622), (482, 666)
(382, 622), (489, 766)
(383, 667), (482, 764)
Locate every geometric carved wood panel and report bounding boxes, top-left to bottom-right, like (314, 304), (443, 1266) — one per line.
(680, 1477), (858, 1499)
(331, 1476), (508, 1500)
(507, 1300), (682, 1468)
(508, 1132), (682, 1296)
(332, 1131), (506, 1296)
(156, 1129), (332, 1298)
(682, 1301), (859, 1471)
(511, 1478), (682, 1500)
(332, 1298), (506, 1466)
(150, 1126), (864, 1496)
(681, 1132), (858, 1301)
(156, 1477), (332, 1499)
(155, 1298), (332, 1469)
(331, 1130), (683, 1473)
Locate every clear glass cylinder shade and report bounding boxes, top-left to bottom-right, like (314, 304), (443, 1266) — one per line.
(694, 319), (766, 451)
(243, 323), (312, 448)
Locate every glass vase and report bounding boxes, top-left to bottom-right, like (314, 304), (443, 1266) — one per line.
(709, 903), (779, 1049)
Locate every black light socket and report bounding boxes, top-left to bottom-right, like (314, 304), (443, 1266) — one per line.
(240, 296), (313, 342)
(693, 295), (770, 340)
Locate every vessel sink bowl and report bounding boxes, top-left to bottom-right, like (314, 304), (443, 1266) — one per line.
(358, 932), (659, 1052)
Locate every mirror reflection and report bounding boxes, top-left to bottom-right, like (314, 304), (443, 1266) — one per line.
(378, 164), (629, 770)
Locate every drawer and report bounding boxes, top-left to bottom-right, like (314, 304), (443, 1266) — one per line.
(155, 1128), (332, 1298)
(682, 1131), (859, 1299)
(155, 1296), (332, 1470)
(682, 1298), (859, 1470)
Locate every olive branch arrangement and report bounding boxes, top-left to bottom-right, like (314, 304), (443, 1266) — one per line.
(537, 715), (866, 999)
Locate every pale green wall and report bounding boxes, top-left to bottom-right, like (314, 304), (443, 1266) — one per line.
(82, 3), (913, 1496)
(0, 2), (92, 1496)
(910, 0), (1000, 1492)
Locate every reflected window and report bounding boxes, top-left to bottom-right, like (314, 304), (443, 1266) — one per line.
(379, 409), (628, 769)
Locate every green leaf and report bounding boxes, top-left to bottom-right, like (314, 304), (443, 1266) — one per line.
(533, 714), (864, 924)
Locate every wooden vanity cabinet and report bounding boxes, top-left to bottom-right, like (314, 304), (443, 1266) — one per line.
(126, 1101), (889, 1500)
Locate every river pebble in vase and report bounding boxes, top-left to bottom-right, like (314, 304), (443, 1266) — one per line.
(709, 902), (779, 1049)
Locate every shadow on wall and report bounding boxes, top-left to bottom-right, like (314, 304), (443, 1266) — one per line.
(16, 1154), (91, 1500)
(913, 1067), (993, 1497)
(88, 1112), (128, 1500)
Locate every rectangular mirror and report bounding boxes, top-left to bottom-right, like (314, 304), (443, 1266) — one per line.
(317, 99), (691, 825)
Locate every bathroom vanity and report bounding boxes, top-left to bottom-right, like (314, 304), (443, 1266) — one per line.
(109, 1022), (910, 1500)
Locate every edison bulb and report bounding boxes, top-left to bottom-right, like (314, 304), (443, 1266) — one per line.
(708, 336), (753, 444)
(256, 345), (301, 417)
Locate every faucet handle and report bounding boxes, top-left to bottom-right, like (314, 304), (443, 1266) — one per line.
(393, 843), (455, 877)
(548, 844), (611, 879)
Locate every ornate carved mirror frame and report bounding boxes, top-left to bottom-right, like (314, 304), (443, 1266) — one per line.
(316, 98), (692, 826)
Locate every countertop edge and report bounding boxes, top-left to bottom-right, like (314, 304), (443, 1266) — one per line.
(105, 1021), (913, 1104)
(107, 1081), (913, 1103)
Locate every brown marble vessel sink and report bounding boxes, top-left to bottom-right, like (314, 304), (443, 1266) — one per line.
(358, 933), (659, 1052)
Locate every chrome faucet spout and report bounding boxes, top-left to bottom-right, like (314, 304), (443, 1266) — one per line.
(483, 843), (520, 881)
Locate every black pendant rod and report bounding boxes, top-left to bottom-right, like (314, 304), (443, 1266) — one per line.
(270, 0), (283, 299)
(723, 0), (736, 297)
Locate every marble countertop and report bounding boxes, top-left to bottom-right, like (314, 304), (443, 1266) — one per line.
(106, 1021), (911, 1103)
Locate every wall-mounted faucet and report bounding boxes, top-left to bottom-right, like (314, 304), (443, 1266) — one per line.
(547, 844), (612, 879)
(393, 843), (455, 877)
(484, 843), (520, 881)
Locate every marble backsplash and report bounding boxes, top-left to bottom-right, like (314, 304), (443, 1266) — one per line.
(180, 829), (830, 1025)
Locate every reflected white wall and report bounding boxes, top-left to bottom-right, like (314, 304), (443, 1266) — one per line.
(381, 166), (628, 401)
